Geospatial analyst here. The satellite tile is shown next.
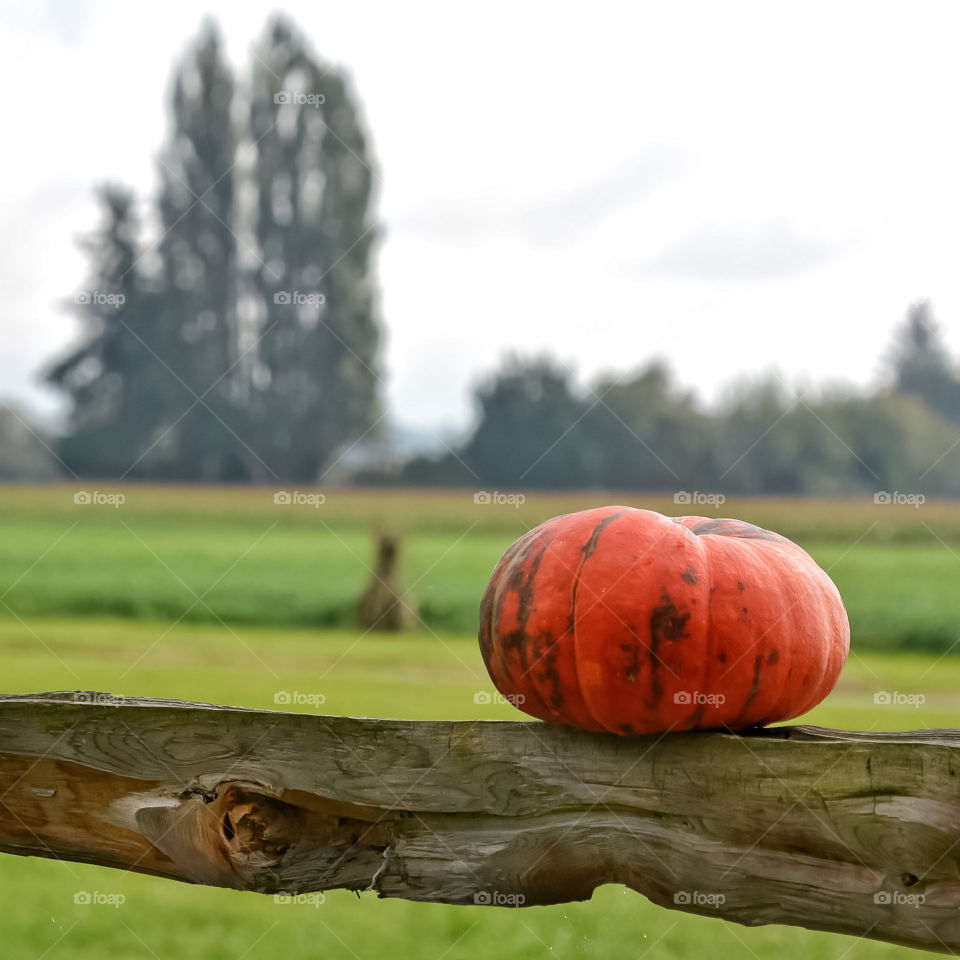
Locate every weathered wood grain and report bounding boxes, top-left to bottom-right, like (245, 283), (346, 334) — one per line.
(1, 691), (959, 953)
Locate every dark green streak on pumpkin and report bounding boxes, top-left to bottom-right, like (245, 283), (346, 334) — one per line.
(499, 532), (552, 658)
(478, 527), (539, 664)
(646, 589), (691, 710)
(494, 529), (557, 717)
(682, 567), (698, 585)
(689, 518), (787, 543)
(751, 656), (780, 726)
(568, 510), (630, 637)
(731, 654), (764, 726)
(535, 645), (565, 712)
(582, 508), (631, 561)
(622, 633), (641, 683)
(684, 701), (706, 729)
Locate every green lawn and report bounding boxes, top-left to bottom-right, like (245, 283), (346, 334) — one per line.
(0, 617), (956, 959)
(1, 486), (959, 649)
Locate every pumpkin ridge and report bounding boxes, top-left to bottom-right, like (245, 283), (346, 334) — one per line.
(790, 569), (848, 718)
(751, 550), (811, 726)
(569, 507), (634, 731)
(685, 529), (715, 730)
(491, 527), (557, 720)
(566, 508), (633, 649)
(729, 653), (765, 727)
(574, 513), (681, 733)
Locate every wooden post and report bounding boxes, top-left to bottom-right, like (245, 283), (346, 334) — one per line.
(357, 532), (414, 631)
(1, 691), (959, 954)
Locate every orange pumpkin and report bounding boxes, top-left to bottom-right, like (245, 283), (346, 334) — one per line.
(478, 506), (849, 734)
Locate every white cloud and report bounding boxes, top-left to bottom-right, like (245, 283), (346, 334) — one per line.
(628, 218), (842, 279)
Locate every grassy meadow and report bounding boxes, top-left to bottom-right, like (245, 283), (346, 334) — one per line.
(1, 484), (959, 958)
(1, 484), (960, 649)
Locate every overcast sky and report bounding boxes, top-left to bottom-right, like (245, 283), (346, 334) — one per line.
(2, 0), (959, 434)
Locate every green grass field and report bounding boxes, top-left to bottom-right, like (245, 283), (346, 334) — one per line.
(1, 484), (959, 958)
(1, 484), (960, 649)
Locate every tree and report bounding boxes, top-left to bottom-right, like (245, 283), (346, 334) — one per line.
(245, 16), (382, 482)
(715, 380), (860, 496)
(459, 355), (589, 488)
(49, 17), (384, 483)
(155, 20), (244, 480)
(889, 299), (960, 423)
(828, 390), (960, 498)
(45, 185), (170, 477)
(579, 362), (716, 491)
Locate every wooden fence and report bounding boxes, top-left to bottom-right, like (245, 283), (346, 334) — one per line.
(0, 692), (957, 954)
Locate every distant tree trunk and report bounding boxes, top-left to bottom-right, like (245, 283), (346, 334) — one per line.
(357, 533), (414, 631)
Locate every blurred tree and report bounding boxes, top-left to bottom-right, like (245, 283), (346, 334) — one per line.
(714, 378), (960, 498)
(889, 300), (960, 424)
(579, 361), (716, 490)
(459, 355), (589, 488)
(714, 380), (858, 495)
(155, 20), (244, 480)
(245, 16), (382, 482)
(45, 186), (172, 477)
(828, 391), (960, 497)
(49, 17), (383, 483)
(390, 346), (960, 495)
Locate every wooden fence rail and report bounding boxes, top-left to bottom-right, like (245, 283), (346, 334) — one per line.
(0, 692), (958, 954)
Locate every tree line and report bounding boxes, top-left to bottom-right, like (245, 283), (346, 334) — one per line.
(380, 301), (960, 497)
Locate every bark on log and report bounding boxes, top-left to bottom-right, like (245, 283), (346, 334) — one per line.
(0, 692), (958, 954)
